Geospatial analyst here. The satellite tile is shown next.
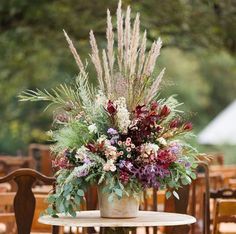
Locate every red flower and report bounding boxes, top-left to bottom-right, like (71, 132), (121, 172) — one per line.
(169, 119), (179, 128)
(106, 100), (117, 115)
(52, 157), (69, 169)
(86, 143), (97, 153)
(119, 171), (130, 184)
(160, 105), (171, 117)
(150, 101), (158, 111)
(183, 122), (193, 131)
(134, 105), (148, 118)
(158, 149), (177, 165)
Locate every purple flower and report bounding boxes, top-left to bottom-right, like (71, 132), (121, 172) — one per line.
(83, 156), (91, 164)
(185, 162), (191, 168)
(76, 170), (89, 177)
(110, 135), (119, 145)
(119, 160), (133, 171)
(107, 128), (118, 135)
(169, 142), (182, 155)
(132, 164), (170, 189)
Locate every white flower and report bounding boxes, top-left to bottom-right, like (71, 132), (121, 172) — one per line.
(103, 159), (116, 172)
(157, 137), (167, 146)
(139, 143), (159, 161)
(75, 146), (88, 159)
(114, 97), (131, 133)
(97, 135), (107, 144)
(144, 143), (159, 153)
(88, 123), (97, 134)
(110, 164), (116, 172)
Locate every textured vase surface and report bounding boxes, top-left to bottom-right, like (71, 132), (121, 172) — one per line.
(98, 186), (140, 218)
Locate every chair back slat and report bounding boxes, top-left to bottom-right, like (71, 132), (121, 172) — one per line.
(14, 175), (36, 234)
(0, 168), (56, 234)
(210, 188), (236, 199)
(213, 199), (236, 234)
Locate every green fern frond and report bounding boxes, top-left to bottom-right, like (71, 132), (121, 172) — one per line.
(19, 84), (83, 112)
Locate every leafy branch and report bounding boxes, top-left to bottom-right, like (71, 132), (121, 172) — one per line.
(19, 84), (83, 112)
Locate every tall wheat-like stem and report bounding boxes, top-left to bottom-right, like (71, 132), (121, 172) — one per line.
(106, 9), (114, 77)
(64, 1), (164, 109)
(137, 30), (147, 78)
(89, 30), (105, 92)
(146, 38), (162, 75)
(117, 0), (123, 73)
(63, 30), (86, 76)
(128, 13), (140, 108)
(129, 13), (140, 78)
(102, 49), (112, 97)
(124, 6), (131, 77)
(145, 68), (165, 104)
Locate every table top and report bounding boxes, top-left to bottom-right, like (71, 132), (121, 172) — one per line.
(38, 210), (196, 228)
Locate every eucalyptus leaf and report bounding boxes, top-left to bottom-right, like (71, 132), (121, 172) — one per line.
(173, 191), (180, 200)
(166, 191), (172, 199)
(77, 189), (85, 196)
(114, 188), (123, 197)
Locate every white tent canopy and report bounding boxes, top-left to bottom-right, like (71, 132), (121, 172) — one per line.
(198, 100), (236, 145)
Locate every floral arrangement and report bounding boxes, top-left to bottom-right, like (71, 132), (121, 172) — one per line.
(20, 1), (198, 217)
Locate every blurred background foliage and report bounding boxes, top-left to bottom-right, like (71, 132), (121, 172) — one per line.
(0, 0), (236, 162)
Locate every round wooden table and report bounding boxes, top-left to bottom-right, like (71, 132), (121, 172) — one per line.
(39, 210), (196, 233)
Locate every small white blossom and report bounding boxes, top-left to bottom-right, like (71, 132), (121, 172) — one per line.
(103, 159), (116, 172)
(157, 137), (167, 146)
(88, 123), (98, 134)
(114, 97), (131, 133)
(110, 164), (116, 172)
(75, 146), (88, 159)
(97, 135), (107, 144)
(144, 143), (159, 153)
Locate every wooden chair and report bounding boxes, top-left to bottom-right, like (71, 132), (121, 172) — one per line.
(210, 165), (236, 188)
(164, 162), (210, 234)
(213, 199), (236, 234)
(210, 189), (236, 200)
(210, 189), (236, 233)
(0, 192), (15, 233)
(28, 144), (53, 176)
(229, 179), (236, 190)
(0, 168), (58, 234)
(32, 194), (53, 233)
(0, 192), (53, 234)
(0, 161), (10, 177)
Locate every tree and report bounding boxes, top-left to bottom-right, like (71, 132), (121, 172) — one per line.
(0, 0), (235, 153)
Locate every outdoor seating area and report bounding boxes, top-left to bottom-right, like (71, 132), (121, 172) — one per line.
(0, 147), (235, 233)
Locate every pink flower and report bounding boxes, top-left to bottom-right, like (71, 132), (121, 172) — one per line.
(131, 144), (135, 148)
(126, 137), (132, 142)
(126, 147), (131, 152)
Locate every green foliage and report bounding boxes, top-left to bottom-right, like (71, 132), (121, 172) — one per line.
(51, 120), (93, 152)
(46, 169), (88, 217)
(199, 51), (236, 120)
(19, 84), (83, 113)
